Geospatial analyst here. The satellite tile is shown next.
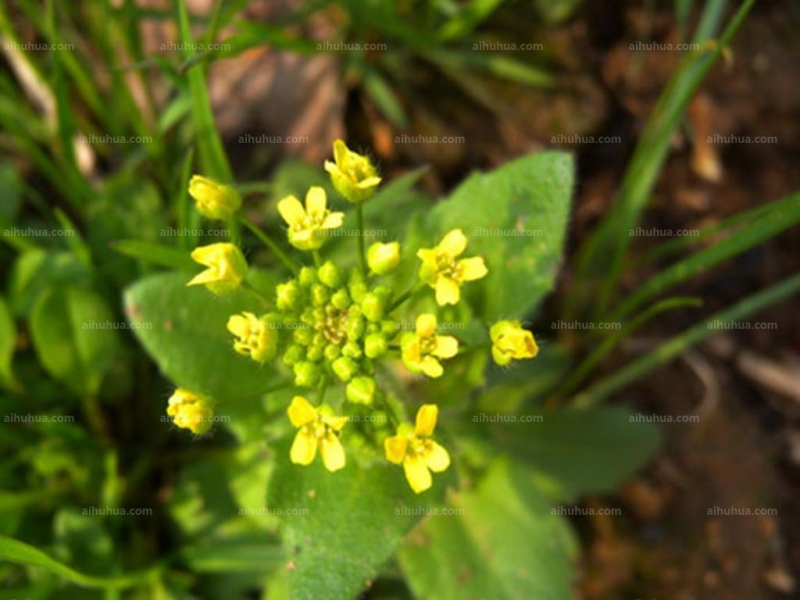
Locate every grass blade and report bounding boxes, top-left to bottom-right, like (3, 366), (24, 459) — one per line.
(610, 192), (800, 322)
(574, 272), (800, 408)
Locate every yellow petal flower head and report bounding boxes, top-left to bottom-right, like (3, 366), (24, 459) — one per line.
(167, 388), (214, 435)
(287, 396), (348, 472)
(226, 312), (278, 363)
(417, 229), (488, 306)
(490, 320), (539, 366)
(278, 186), (344, 251)
(324, 139), (382, 204)
(401, 314), (458, 378)
(188, 175), (242, 221)
(187, 243), (248, 295)
(385, 404), (450, 494)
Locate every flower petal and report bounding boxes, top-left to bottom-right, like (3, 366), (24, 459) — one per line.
(459, 256), (488, 281)
(187, 268), (217, 287)
(385, 435), (408, 464)
(438, 229), (467, 257)
(415, 313), (437, 335)
(320, 434), (346, 472)
(322, 211), (345, 230)
(403, 455), (432, 494)
(277, 195), (305, 226)
(432, 335), (458, 359)
(332, 139), (348, 165)
(356, 176), (382, 188)
(290, 430), (317, 465)
(305, 186), (328, 214)
(226, 314), (250, 338)
(415, 404), (439, 437)
(424, 441), (450, 473)
(420, 356), (444, 378)
(435, 277), (461, 306)
(287, 396), (317, 427)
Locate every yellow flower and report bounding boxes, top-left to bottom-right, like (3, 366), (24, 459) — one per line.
(401, 314), (458, 378)
(167, 388), (214, 435)
(278, 187), (344, 251)
(417, 229), (488, 306)
(385, 404), (450, 494)
(187, 243), (248, 295)
(188, 175), (242, 220)
(324, 139), (382, 204)
(226, 312), (278, 363)
(490, 320), (539, 366)
(287, 396), (347, 472)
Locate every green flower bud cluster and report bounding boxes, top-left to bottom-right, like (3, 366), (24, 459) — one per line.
(275, 261), (396, 405)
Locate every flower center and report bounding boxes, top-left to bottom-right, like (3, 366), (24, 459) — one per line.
(435, 254), (463, 282)
(322, 305), (348, 344)
(294, 210), (327, 232)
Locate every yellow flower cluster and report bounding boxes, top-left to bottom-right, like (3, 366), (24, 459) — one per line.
(174, 140), (540, 494)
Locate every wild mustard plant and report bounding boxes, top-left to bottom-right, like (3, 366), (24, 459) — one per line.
(177, 140), (539, 492)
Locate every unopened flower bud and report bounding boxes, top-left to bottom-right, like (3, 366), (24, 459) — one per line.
(332, 356), (358, 382)
(189, 175), (242, 221)
(364, 333), (388, 359)
(346, 376), (376, 405)
(318, 261), (343, 288)
(361, 287), (391, 322)
(293, 361), (321, 387)
(367, 242), (400, 275)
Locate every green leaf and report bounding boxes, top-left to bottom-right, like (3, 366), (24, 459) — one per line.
(0, 296), (19, 391)
(491, 406), (660, 501)
(428, 151), (573, 321)
(110, 240), (196, 271)
(438, 0), (505, 40)
(0, 535), (160, 590)
(267, 435), (441, 600)
(30, 286), (121, 397)
(397, 458), (578, 600)
(123, 272), (279, 399)
(361, 67), (408, 128)
(7, 249), (92, 317)
(426, 49), (553, 88)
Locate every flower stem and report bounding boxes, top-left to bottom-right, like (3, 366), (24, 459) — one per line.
(312, 250), (322, 268)
(242, 280), (271, 306)
(356, 203), (367, 275)
(317, 374), (329, 404)
(237, 215), (299, 274)
(389, 281), (426, 312)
